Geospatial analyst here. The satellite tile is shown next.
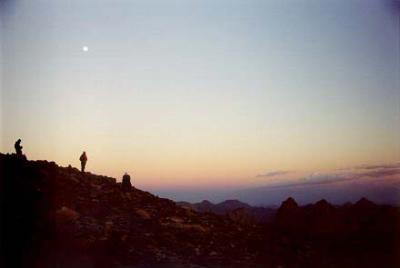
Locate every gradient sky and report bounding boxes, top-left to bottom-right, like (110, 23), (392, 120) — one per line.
(1, 0), (399, 194)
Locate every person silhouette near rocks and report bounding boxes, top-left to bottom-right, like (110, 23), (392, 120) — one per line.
(14, 139), (23, 156)
(79, 151), (87, 172)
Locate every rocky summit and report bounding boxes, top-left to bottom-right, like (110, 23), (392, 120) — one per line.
(0, 153), (399, 268)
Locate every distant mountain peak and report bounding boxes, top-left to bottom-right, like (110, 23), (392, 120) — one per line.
(315, 199), (333, 208)
(280, 197), (298, 209)
(200, 200), (214, 205)
(355, 197), (376, 208)
(276, 197), (299, 219)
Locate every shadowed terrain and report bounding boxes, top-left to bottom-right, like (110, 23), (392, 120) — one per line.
(1, 153), (399, 267)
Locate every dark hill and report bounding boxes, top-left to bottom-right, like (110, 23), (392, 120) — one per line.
(1, 153), (399, 268)
(0, 153), (263, 267)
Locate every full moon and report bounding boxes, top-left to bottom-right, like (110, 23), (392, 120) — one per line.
(82, 46), (89, 52)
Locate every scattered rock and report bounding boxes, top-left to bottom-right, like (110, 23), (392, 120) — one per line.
(209, 251), (217, 256)
(56, 206), (80, 222)
(135, 209), (151, 220)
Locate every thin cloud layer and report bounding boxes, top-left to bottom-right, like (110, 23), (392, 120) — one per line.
(340, 162), (400, 171)
(258, 163), (400, 190)
(236, 163), (400, 205)
(256, 170), (291, 178)
(358, 163), (400, 170)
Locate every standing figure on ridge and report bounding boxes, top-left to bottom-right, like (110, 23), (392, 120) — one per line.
(79, 151), (88, 172)
(14, 139), (23, 156)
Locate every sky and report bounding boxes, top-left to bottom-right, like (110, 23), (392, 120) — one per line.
(1, 0), (399, 203)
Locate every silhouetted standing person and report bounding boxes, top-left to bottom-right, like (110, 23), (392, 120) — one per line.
(80, 151), (87, 172)
(14, 139), (23, 156)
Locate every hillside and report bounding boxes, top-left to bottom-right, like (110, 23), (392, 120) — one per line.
(0, 153), (266, 267)
(1, 153), (399, 268)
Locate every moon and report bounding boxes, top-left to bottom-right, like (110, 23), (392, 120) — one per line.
(82, 46), (89, 52)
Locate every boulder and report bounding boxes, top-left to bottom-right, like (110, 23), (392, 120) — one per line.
(135, 209), (151, 220)
(122, 173), (132, 192)
(56, 206), (80, 222)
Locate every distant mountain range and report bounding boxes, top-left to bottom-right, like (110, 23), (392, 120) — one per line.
(177, 199), (252, 213)
(177, 199), (276, 223)
(155, 174), (400, 206)
(230, 180), (400, 206)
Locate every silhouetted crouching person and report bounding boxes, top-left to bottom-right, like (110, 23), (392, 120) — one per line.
(14, 139), (23, 156)
(79, 151), (87, 172)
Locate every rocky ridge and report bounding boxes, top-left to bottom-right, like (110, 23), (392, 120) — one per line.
(0, 153), (263, 268)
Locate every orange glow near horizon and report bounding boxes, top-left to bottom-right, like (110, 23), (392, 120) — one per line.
(1, 129), (398, 189)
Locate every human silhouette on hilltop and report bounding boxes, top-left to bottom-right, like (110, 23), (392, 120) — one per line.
(14, 139), (23, 156)
(79, 151), (87, 172)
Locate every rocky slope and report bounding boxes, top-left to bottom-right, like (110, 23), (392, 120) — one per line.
(0, 153), (263, 268)
(1, 153), (399, 268)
